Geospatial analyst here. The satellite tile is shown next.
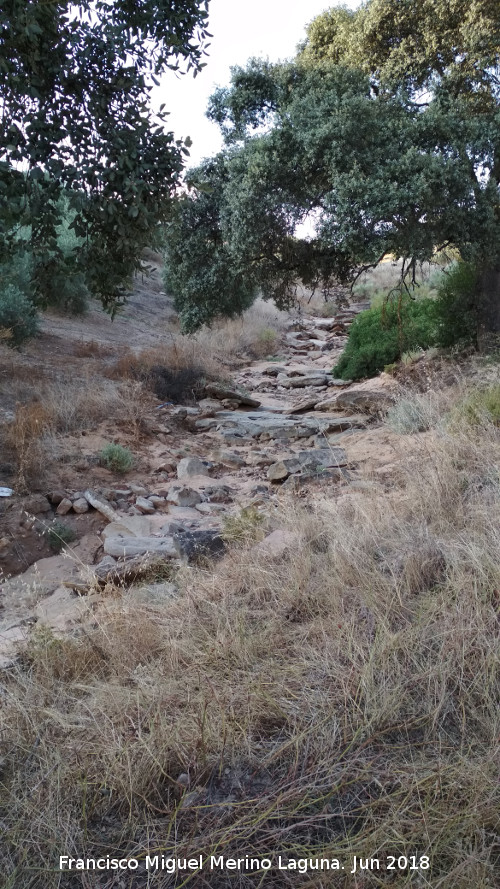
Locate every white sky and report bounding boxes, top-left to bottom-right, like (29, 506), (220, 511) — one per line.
(154, 0), (360, 169)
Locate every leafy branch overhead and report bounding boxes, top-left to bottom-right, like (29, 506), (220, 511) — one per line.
(0, 0), (211, 313)
(165, 0), (500, 344)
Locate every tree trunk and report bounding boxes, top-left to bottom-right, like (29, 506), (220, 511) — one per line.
(477, 263), (500, 352)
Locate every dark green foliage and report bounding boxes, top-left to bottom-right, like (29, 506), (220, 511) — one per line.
(145, 366), (208, 403)
(45, 521), (77, 553)
(0, 1), (211, 314)
(0, 285), (39, 347)
(333, 297), (439, 380)
(435, 262), (479, 348)
(165, 1), (500, 338)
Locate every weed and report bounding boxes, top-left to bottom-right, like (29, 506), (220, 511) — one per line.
(221, 506), (266, 543)
(44, 520), (77, 553)
(448, 383), (500, 428)
(99, 442), (134, 473)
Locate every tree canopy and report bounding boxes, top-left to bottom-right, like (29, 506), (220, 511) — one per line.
(0, 0), (210, 313)
(165, 0), (500, 342)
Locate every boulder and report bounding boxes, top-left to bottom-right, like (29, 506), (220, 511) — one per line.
(205, 381), (261, 407)
(103, 536), (177, 558)
(177, 456), (211, 479)
(24, 494), (52, 514)
(334, 389), (396, 415)
(56, 497), (73, 515)
(166, 485), (202, 508)
(135, 496), (156, 515)
(173, 529), (226, 564)
(84, 490), (119, 522)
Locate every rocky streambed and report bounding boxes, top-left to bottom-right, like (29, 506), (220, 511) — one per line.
(0, 306), (399, 667)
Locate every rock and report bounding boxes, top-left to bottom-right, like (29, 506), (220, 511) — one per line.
(203, 484), (234, 503)
(214, 451), (247, 469)
(93, 555), (117, 580)
(103, 536), (177, 559)
(328, 378), (353, 387)
(0, 623), (29, 669)
(24, 494), (52, 514)
(177, 456), (211, 479)
(262, 366), (286, 376)
(283, 397), (319, 415)
(267, 461), (290, 482)
(268, 447), (348, 482)
(148, 495), (165, 506)
(252, 529), (299, 560)
(173, 529), (226, 564)
(124, 581), (178, 606)
(84, 490), (119, 522)
(167, 485), (202, 508)
(282, 375), (329, 388)
(135, 496), (156, 515)
(72, 497), (89, 514)
(34, 585), (89, 631)
(48, 490), (68, 505)
(333, 389), (396, 415)
(130, 483), (148, 496)
(56, 497), (73, 515)
(205, 381), (261, 407)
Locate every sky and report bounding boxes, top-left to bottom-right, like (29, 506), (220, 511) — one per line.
(154, 0), (360, 170)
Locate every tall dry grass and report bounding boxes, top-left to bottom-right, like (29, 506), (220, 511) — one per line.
(1, 406), (499, 886)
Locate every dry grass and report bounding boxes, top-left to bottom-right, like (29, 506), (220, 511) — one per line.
(2, 377), (152, 490)
(110, 300), (287, 384)
(1, 405), (499, 887)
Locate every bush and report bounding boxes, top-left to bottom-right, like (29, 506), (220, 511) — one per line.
(45, 521), (77, 553)
(434, 261), (478, 347)
(333, 295), (438, 380)
(99, 443), (134, 473)
(0, 285), (39, 347)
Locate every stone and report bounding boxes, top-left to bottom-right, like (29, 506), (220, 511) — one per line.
(328, 378), (353, 387)
(56, 497), (73, 515)
(84, 490), (119, 522)
(72, 498), (89, 514)
(148, 495), (165, 506)
(205, 381), (261, 407)
(130, 483), (148, 496)
(93, 555), (117, 580)
(135, 496), (156, 515)
(177, 456), (211, 479)
(167, 485), (202, 508)
(283, 397), (319, 415)
(173, 529), (226, 564)
(267, 461), (290, 482)
(24, 494), (52, 514)
(48, 490), (68, 505)
(252, 529), (299, 560)
(34, 585), (88, 631)
(282, 375), (329, 388)
(124, 581), (178, 606)
(203, 484), (234, 503)
(333, 389), (396, 415)
(215, 451), (247, 469)
(103, 536), (177, 558)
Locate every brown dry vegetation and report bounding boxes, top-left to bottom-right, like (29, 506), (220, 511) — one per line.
(1, 396), (499, 888)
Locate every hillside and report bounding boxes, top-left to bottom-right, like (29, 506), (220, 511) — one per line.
(0, 272), (499, 888)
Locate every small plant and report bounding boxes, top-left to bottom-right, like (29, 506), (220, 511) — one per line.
(387, 394), (441, 435)
(222, 506), (265, 543)
(448, 384), (500, 429)
(99, 442), (134, 473)
(45, 520), (77, 553)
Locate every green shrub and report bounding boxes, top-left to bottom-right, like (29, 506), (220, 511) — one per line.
(99, 443), (134, 473)
(333, 295), (438, 380)
(45, 521), (77, 553)
(0, 285), (39, 347)
(434, 262), (478, 348)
